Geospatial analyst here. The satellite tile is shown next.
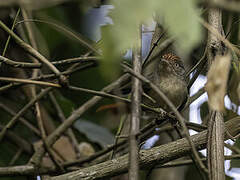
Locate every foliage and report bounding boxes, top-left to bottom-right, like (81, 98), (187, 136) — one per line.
(102, 0), (202, 79)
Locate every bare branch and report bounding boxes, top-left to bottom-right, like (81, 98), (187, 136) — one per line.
(29, 74), (130, 166)
(0, 20), (66, 84)
(0, 117), (239, 178)
(50, 117), (240, 180)
(0, 55), (41, 68)
(206, 3), (227, 179)
(0, 103), (40, 136)
(129, 28), (142, 180)
(0, 77), (61, 88)
(0, 88), (52, 142)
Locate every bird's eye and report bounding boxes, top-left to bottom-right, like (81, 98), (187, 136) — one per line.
(174, 63), (179, 67)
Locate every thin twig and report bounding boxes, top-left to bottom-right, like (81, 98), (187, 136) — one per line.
(110, 114), (128, 159)
(0, 88), (52, 142)
(68, 85), (162, 114)
(35, 101), (64, 171)
(0, 56), (98, 69)
(0, 20), (63, 79)
(0, 77), (61, 88)
(182, 87), (205, 111)
(0, 62), (96, 92)
(142, 30), (165, 67)
(49, 92), (81, 157)
(186, 47), (207, 90)
(0, 55), (41, 68)
(15, 19), (100, 55)
(2, 8), (21, 57)
(51, 56), (99, 66)
(0, 103), (40, 136)
(9, 148), (23, 166)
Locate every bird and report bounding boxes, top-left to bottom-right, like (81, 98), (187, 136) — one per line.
(97, 53), (188, 114)
(141, 53), (188, 113)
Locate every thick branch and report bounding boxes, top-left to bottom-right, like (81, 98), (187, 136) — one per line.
(0, 117), (239, 177)
(50, 117), (240, 180)
(207, 3), (226, 180)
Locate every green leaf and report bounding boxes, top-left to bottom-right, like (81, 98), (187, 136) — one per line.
(101, 0), (202, 79)
(101, 0), (153, 79)
(155, 0), (202, 55)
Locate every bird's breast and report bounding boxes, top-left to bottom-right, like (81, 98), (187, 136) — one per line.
(144, 74), (187, 112)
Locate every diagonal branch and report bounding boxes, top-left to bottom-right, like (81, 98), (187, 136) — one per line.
(29, 74), (131, 166)
(50, 117), (240, 180)
(0, 20), (66, 84)
(0, 88), (52, 142)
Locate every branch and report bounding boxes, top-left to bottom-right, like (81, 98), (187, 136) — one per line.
(62, 119), (158, 167)
(0, 77), (61, 88)
(0, 62), (96, 92)
(49, 92), (81, 157)
(0, 103), (40, 136)
(50, 117), (240, 180)
(51, 56), (99, 66)
(0, 88), (52, 142)
(2, 8), (20, 57)
(156, 154), (240, 169)
(0, 20), (66, 84)
(0, 117), (239, 177)
(15, 19), (101, 55)
(129, 30), (142, 179)
(0, 55), (41, 68)
(206, 2), (227, 180)
(29, 74), (131, 166)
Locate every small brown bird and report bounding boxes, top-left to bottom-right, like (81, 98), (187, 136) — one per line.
(142, 53), (188, 112)
(97, 53), (188, 114)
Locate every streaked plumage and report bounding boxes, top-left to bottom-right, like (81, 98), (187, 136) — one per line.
(142, 53), (188, 112)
